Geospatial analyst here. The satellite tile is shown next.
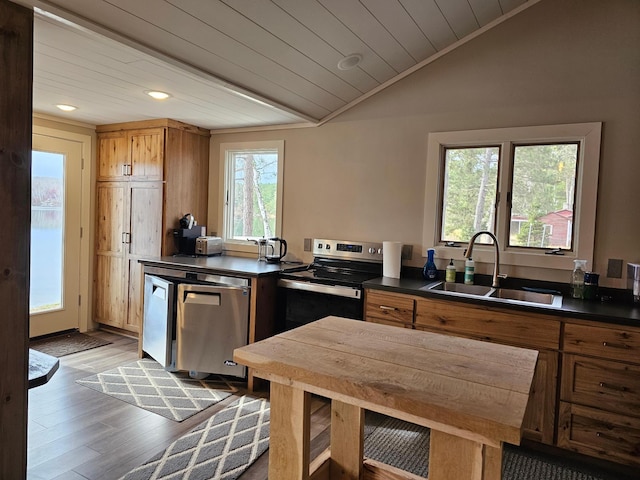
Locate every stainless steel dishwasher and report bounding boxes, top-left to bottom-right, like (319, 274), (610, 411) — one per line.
(176, 278), (250, 378)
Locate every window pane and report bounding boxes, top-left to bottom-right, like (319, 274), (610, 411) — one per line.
(230, 149), (278, 239)
(30, 151), (64, 313)
(509, 143), (578, 249)
(441, 146), (499, 243)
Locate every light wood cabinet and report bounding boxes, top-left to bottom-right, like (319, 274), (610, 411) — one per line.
(94, 119), (209, 333)
(364, 290), (415, 328)
(558, 321), (640, 466)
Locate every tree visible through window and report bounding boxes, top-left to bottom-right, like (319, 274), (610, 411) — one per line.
(221, 140), (284, 246)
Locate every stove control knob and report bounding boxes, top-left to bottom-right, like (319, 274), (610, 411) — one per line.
(377, 248), (383, 254)
(368, 247), (376, 254)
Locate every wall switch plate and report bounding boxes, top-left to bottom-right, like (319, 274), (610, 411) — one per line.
(401, 244), (413, 260)
(607, 258), (623, 278)
(303, 238), (312, 252)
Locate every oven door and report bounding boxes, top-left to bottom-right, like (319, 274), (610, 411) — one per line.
(277, 279), (363, 332)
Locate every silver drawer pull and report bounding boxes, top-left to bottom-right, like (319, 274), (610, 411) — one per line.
(599, 382), (628, 392)
(379, 305), (397, 311)
(602, 341), (630, 349)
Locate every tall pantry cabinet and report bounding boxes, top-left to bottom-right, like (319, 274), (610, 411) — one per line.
(94, 119), (209, 333)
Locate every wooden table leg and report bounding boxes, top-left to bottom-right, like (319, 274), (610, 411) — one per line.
(429, 430), (503, 480)
(268, 382), (311, 480)
(330, 400), (364, 480)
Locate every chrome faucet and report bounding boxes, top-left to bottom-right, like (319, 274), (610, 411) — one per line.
(465, 231), (506, 288)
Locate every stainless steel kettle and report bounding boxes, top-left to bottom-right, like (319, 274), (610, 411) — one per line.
(266, 237), (287, 263)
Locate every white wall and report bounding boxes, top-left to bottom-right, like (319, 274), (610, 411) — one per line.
(209, 0), (640, 288)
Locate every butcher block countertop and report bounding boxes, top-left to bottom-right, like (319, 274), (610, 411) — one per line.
(234, 316), (539, 480)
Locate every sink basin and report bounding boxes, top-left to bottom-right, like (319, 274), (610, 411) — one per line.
(489, 288), (563, 308)
(420, 282), (562, 308)
(422, 281), (493, 296)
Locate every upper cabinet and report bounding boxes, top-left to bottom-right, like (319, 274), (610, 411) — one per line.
(97, 128), (165, 181)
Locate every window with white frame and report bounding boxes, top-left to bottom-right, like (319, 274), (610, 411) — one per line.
(219, 140), (284, 251)
(422, 123), (601, 271)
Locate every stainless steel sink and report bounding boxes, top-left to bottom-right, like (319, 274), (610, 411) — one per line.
(420, 282), (562, 308)
(425, 282), (493, 296)
(489, 288), (563, 307)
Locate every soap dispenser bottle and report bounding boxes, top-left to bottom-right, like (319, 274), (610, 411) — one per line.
(423, 248), (437, 280)
(464, 257), (475, 285)
(571, 259), (587, 299)
(445, 259), (456, 283)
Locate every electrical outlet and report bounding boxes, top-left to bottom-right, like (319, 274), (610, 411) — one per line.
(607, 258), (623, 278)
(303, 238), (312, 252)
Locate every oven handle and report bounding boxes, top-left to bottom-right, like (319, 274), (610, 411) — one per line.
(278, 279), (362, 299)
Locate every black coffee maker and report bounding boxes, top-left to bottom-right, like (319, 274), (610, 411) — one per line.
(173, 213), (204, 255)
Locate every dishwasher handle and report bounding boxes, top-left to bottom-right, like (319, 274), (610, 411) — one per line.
(183, 291), (221, 306)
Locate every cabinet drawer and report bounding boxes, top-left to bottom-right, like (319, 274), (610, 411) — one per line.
(558, 402), (640, 467)
(561, 354), (640, 417)
(365, 290), (414, 326)
(415, 297), (560, 350)
(563, 323), (640, 363)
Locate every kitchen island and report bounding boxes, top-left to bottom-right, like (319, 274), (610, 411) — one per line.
(234, 315), (538, 480)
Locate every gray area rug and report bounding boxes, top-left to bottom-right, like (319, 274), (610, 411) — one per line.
(76, 359), (241, 421)
(119, 395), (270, 480)
(30, 331), (111, 357)
(363, 413), (630, 480)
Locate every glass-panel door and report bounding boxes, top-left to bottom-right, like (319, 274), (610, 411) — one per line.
(30, 134), (82, 337)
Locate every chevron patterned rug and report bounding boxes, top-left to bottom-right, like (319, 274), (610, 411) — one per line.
(76, 359), (242, 421)
(119, 395), (270, 480)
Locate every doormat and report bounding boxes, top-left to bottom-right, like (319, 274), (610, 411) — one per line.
(364, 413), (629, 480)
(76, 359), (242, 422)
(119, 395), (269, 480)
(30, 331), (112, 357)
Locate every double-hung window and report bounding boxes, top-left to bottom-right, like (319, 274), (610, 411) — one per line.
(219, 140), (284, 252)
(423, 123), (601, 271)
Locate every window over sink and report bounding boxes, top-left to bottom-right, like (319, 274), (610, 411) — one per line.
(219, 140), (284, 253)
(423, 123), (601, 271)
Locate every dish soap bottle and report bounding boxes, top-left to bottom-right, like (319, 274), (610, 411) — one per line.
(445, 259), (456, 283)
(464, 257), (474, 285)
(571, 259), (587, 299)
(423, 248), (437, 280)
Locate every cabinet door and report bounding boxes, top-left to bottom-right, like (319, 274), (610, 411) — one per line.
(126, 182), (162, 332)
(129, 129), (164, 180)
(522, 350), (558, 445)
(558, 401), (640, 467)
(97, 132), (128, 180)
(94, 182), (128, 327)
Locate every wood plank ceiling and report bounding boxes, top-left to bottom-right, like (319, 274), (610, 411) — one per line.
(17, 0), (535, 130)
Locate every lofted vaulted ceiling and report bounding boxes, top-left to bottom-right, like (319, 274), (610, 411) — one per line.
(16, 0), (538, 130)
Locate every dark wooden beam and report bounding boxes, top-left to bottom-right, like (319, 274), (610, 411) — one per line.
(0, 1), (33, 478)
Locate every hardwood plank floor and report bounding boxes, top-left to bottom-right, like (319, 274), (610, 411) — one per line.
(27, 330), (638, 480)
(27, 330), (330, 480)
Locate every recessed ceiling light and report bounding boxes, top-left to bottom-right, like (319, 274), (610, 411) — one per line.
(56, 104), (77, 112)
(337, 54), (362, 71)
(146, 90), (171, 100)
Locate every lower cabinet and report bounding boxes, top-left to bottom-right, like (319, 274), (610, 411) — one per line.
(364, 290), (415, 328)
(559, 322), (640, 467)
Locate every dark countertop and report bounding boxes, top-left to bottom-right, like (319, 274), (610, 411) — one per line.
(29, 349), (59, 389)
(364, 277), (640, 328)
(139, 254), (300, 278)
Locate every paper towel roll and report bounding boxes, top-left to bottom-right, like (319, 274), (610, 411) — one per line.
(382, 241), (402, 278)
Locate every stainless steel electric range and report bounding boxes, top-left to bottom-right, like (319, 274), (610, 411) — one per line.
(277, 238), (384, 331)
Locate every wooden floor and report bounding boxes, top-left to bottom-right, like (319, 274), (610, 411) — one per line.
(27, 330), (638, 480)
(27, 330), (332, 480)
